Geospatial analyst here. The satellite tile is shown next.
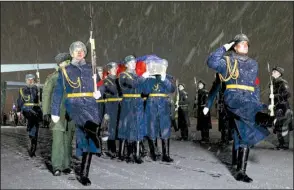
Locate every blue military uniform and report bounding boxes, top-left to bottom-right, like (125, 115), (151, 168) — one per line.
(51, 41), (104, 186)
(118, 55), (147, 164)
(103, 72), (122, 157)
(207, 34), (272, 183)
(118, 71), (146, 141)
(17, 74), (42, 157)
(143, 73), (175, 162)
(51, 61), (102, 156)
(143, 75), (175, 140)
(207, 46), (270, 149)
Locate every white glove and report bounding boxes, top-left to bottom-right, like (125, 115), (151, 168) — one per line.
(203, 107), (209, 115)
(104, 114), (110, 121)
(93, 90), (101, 100)
(17, 112), (21, 117)
(269, 94), (274, 99)
(51, 115), (60, 123)
(223, 41), (235, 51)
(161, 73), (166, 81)
(268, 104), (275, 110)
(142, 71), (150, 78)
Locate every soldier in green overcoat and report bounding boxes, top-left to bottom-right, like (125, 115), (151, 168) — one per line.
(42, 53), (75, 176)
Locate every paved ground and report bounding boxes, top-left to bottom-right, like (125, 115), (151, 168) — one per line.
(1, 118), (293, 189)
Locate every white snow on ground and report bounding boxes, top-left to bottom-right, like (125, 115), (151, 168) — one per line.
(1, 118), (293, 189)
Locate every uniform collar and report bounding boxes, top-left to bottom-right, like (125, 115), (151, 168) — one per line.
(231, 52), (249, 62)
(71, 59), (86, 67)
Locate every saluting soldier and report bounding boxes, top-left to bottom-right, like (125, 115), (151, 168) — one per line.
(207, 34), (274, 183)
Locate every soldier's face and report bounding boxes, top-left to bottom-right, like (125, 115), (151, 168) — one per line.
(26, 78), (34, 86)
(126, 60), (136, 70)
(272, 70), (281, 79)
(109, 67), (118, 75)
(234, 41), (248, 55)
(198, 83), (204, 89)
(72, 48), (85, 60)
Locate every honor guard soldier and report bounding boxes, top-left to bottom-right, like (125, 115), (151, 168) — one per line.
(140, 55), (175, 162)
(177, 83), (190, 140)
(118, 55), (149, 164)
(102, 62), (122, 158)
(270, 66), (292, 150)
(51, 41), (103, 186)
(207, 34), (274, 183)
(17, 74), (43, 157)
(197, 80), (212, 143)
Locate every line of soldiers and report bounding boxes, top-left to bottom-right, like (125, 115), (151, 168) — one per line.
(39, 42), (175, 186)
(15, 35), (292, 186)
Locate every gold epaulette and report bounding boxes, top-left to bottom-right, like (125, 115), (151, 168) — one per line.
(219, 56), (239, 82)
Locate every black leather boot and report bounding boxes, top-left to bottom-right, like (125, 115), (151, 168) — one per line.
(235, 147), (253, 183)
(125, 142), (134, 163)
(162, 139), (173, 162)
(106, 140), (116, 159)
(29, 136), (37, 157)
(84, 121), (101, 150)
(133, 141), (143, 164)
(118, 140), (125, 160)
(148, 139), (157, 161)
(77, 152), (92, 186)
(232, 143), (239, 167)
(140, 140), (147, 157)
(224, 128), (230, 144)
(154, 139), (161, 157)
(205, 131), (210, 143)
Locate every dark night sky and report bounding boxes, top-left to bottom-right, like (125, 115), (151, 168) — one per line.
(1, 1), (293, 112)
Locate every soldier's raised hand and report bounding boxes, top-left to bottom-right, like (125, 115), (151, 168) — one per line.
(223, 41), (235, 51)
(51, 115), (60, 123)
(203, 107), (209, 115)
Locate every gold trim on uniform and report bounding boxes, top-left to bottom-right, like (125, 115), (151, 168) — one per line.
(24, 103), (40, 106)
(226, 84), (254, 92)
(148, 93), (168, 97)
(96, 99), (106, 103)
(67, 92), (93, 98)
(122, 94), (141, 98)
(105, 98), (122, 102)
